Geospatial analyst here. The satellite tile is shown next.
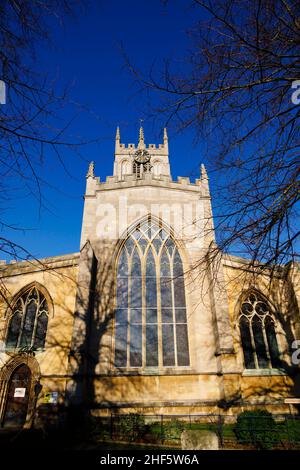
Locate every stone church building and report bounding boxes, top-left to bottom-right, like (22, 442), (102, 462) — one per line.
(0, 128), (299, 428)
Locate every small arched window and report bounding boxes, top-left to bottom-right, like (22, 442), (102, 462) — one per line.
(121, 159), (130, 179)
(153, 160), (161, 176)
(6, 286), (49, 350)
(114, 218), (190, 368)
(239, 292), (281, 369)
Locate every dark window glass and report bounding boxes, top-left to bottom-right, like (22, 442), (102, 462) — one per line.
(116, 308), (127, 324)
(146, 250), (157, 308)
(131, 250), (141, 277)
(131, 308), (142, 324)
(146, 249), (156, 277)
(160, 250), (170, 277)
(241, 302), (253, 315)
(130, 277), (142, 308)
(117, 277), (128, 307)
(146, 278), (156, 307)
(252, 316), (269, 368)
(173, 249), (184, 277)
(162, 324), (175, 366)
(176, 324), (190, 366)
(125, 238), (135, 255)
(117, 251), (128, 276)
(161, 308), (173, 324)
(265, 317), (281, 368)
(146, 325), (158, 367)
(146, 308), (157, 323)
(175, 308), (187, 323)
(130, 324), (142, 367)
(34, 313), (48, 349)
(255, 302), (268, 314)
(20, 301), (37, 348)
(6, 309), (22, 349)
(174, 277), (186, 308)
(165, 238), (175, 255)
(139, 238), (148, 253)
(240, 316), (255, 369)
(153, 237), (162, 253)
(115, 324), (127, 367)
(160, 278), (172, 306)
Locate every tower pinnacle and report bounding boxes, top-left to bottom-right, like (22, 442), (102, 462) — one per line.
(86, 161), (95, 178)
(138, 126), (145, 148)
(163, 127), (168, 150)
(116, 126), (120, 141)
(163, 127), (168, 143)
(201, 163), (208, 180)
(115, 126), (121, 151)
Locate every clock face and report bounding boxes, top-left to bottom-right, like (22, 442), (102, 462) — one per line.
(134, 149), (150, 164)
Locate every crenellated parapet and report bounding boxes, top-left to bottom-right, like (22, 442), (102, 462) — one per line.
(115, 126), (168, 155)
(84, 163), (210, 198)
(116, 142), (168, 154)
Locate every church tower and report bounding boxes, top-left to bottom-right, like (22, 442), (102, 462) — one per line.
(114, 126), (171, 180)
(70, 126), (236, 412)
(81, 126), (214, 248)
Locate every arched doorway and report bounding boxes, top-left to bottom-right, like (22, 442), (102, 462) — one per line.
(2, 364), (32, 428)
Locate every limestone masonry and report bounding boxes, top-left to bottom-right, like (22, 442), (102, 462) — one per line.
(0, 128), (299, 428)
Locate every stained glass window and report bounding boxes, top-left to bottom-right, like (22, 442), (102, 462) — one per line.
(114, 218), (190, 368)
(239, 292), (281, 369)
(115, 251), (128, 367)
(6, 286), (49, 350)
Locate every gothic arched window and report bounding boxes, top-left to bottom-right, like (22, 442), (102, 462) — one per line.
(121, 159), (130, 179)
(153, 160), (161, 176)
(115, 218), (190, 368)
(239, 292), (281, 369)
(6, 286), (49, 350)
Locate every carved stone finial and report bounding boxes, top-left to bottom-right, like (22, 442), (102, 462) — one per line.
(116, 126), (120, 142)
(163, 127), (168, 143)
(86, 161), (95, 178)
(138, 126), (145, 148)
(201, 163), (208, 180)
(115, 126), (121, 152)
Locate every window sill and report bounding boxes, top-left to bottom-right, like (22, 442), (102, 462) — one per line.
(110, 367), (193, 376)
(242, 368), (287, 377)
(3, 347), (46, 355)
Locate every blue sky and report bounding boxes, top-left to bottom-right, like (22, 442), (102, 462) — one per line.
(3, 1), (212, 260)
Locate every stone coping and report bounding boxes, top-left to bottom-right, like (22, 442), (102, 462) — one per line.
(87, 175), (205, 194)
(222, 253), (297, 277)
(242, 368), (288, 377)
(0, 252), (80, 276)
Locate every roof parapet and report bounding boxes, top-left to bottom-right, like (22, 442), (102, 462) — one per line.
(114, 126), (169, 155)
(177, 176), (190, 185)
